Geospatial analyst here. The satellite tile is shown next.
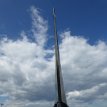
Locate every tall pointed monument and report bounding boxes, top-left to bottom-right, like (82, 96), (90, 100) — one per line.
(53, 8), (69, 107)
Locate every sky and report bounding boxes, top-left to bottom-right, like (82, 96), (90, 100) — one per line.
(0, 0), (107, 107)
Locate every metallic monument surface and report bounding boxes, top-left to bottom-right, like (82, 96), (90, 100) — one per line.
(53, 8), (69, 107)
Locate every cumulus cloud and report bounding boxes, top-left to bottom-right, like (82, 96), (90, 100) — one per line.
(0, 6), (107, 107)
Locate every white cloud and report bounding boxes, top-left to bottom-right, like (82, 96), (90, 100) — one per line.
(0, 7), (107, 107)
(31, 6), (48, 47)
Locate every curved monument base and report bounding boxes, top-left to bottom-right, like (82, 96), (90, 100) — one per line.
(54, 102), (69, 107)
